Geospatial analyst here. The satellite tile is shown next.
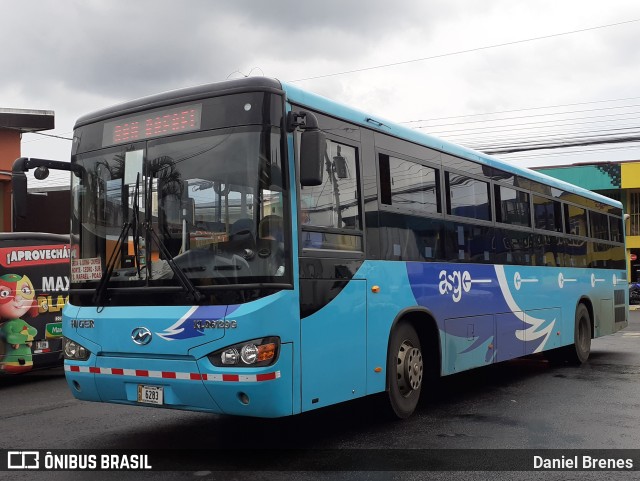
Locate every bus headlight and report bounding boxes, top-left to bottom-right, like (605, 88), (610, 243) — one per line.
(208, 337), (279, 367)
(63, 337), (91, 361)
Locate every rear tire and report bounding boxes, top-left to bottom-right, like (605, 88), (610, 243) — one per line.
(386, 322), (423, 419)
(570, 304), (592, 364)
(545, 304), (591, 365)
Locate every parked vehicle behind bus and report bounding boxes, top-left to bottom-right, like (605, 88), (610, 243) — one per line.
(630, 283), (640, 305)
(0, 232), (70, 374)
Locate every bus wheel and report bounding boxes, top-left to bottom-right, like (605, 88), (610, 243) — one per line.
(387, 322), (423, 419)
(571, 304), (592, 364)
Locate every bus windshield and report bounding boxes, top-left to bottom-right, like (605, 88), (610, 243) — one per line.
(70, 126), (290, 298)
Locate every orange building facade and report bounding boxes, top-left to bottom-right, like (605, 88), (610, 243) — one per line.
(0, 108), (55, 231)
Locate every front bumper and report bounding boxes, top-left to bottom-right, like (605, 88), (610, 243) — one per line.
(64, 343), (293, 417)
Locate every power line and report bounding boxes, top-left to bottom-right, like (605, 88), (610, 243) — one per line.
(481, 135), (640, 155)
(410, 103), (640, 130)
(451, 124), (640, 142)
(289, 18), (640, 82)
(427, 112), (640, 137)
(400, 96), (640, 124)
(448, 125), (640, 147)
(22, 131), (73, 142)
(1, 125), (73, 141)
(498, 143), (640, 161)
(27, 131), (73, 141)
(466, 128), (640, 150)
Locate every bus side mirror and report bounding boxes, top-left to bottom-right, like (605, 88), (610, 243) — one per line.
(300, 129), (326, 187)
(288, 110), (326, 187)
(12, 171), (28, 220)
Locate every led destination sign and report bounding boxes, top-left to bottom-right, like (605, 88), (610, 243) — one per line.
(102, 103), (203, 147)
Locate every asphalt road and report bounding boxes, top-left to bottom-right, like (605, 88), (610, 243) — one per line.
(3, 310), (640, 481)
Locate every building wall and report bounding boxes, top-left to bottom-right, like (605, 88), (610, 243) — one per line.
(0, 129), (22, 232)
(620, 163), (640, 282)
(0, 129), (20, 170)
(536, 163), (621, 191)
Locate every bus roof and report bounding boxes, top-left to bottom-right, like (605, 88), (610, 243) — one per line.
(74, 77), (283, 128)
(280, 81), (622, 209)
(74, 77), (620, 209)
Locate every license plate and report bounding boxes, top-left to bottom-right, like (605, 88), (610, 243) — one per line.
(137, 385), (163, 405)
(35, 340), (49, 350)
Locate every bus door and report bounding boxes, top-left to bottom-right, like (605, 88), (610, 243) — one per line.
(299, 265), (366, 411)
(297, 138), (367, 411)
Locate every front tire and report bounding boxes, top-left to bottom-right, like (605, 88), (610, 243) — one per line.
(386, 322), (423, 419)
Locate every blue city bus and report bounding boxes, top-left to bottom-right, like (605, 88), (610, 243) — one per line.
(13, 77), (627, 418)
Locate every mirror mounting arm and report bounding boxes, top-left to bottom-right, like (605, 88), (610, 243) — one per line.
(287, 111), (326, 187)
(286, 110), (319, 132)
(11, 157), (83, 225)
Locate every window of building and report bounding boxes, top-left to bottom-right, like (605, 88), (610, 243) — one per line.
(630, 191), (640, 237)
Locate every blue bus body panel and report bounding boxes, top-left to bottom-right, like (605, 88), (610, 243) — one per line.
(70, 305), (232, 356)
(300, 279), (367, 410)
(63, 289), (299, 417)
(64, 259), (626, 416)
(361, 260), (627, 377)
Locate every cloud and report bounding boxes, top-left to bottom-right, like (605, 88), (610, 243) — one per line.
(2, 0), (640, 171)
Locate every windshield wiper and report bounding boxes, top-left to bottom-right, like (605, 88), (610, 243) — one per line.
(131, 174), (144, 279)
(142, 168), (202, 303)
(93, 173), (142, 307)
(145, 223), (204, 304)
(92, 220), (132, 307)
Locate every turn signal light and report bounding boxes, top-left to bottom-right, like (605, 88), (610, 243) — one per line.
(257, 343), (276, 362)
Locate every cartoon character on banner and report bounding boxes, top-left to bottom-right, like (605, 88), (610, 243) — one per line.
(0, 274), (39, 373)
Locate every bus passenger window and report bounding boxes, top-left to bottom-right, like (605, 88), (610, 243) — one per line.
(532, 195), (562, 232)
(379, 154), (440, 214)
(446, 173), (491, 221)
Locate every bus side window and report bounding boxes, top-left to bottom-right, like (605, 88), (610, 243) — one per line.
(300, 140), (360, 231)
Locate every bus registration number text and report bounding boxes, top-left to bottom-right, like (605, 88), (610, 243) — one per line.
(137, 385), (163, 405)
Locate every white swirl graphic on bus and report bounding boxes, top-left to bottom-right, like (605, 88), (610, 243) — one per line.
(438, 270), (492, 303)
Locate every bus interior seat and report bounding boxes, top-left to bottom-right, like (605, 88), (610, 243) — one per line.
(259, 215), (283, 242)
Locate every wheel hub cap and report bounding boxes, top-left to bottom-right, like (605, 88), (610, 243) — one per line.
(397, 342), (423, 396)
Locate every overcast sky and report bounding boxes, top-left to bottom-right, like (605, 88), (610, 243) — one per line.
(3, 0), (640, 185)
